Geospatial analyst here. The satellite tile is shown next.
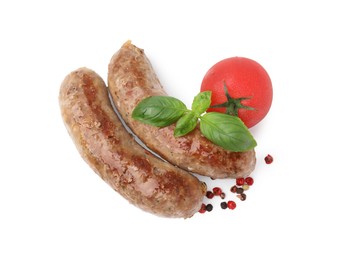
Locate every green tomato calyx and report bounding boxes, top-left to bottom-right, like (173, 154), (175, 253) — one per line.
(210, 82), (255, 117)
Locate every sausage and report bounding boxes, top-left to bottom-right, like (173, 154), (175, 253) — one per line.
(59, 67), (206, 218)
(108, 41), (256, 179)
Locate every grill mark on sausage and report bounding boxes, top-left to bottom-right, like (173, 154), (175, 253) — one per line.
(82, 72), (118, 141)
(131, 155), (153, 175)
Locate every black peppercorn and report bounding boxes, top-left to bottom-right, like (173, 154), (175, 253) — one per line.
(237, 193), (247, 201)
(206, 204), (213, 212)
(220, 202), (228, 209)
(236, 187), (244, 194)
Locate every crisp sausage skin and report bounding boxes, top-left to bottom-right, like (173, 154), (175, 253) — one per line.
(59, 67), (206, 218)
(108, 41), (256, 179)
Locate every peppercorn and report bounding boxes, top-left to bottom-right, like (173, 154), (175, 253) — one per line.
(220, 202), (228, 209)
(236, 177), (245, 186)
(245, 177), (254, 186)
(198, 203), (206, 213)
(212, 187), (222, 196)
(242, 184), (250, 191)
(206, 204), (213, 212)
(236, 187), (244, 194)
(227, 200), (236, 210)
(237, 193), (247, 201)
(230, 185), (237, 193)
(206, 191), (214, 199)
(264, 154), (273, 164)
(220, 192), (226, 199)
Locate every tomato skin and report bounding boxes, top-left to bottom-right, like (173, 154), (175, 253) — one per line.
(200, 57), (273, 128)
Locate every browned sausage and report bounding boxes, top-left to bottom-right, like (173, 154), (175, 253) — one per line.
(108, 41), (256, 179)
(59, 67), (206, 218)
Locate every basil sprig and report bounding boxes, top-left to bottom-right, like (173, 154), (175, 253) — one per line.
(132, 91), (256, 152)
(131, 96), (187, 127)
(174, 111), (198, 137)
(192, 91), (212, 115)
(200, 112), (256, 151)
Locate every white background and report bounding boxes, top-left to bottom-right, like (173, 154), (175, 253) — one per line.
(1, 0), (342, 259)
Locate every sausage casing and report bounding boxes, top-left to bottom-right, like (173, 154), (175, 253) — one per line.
(108, 41), (256, 179)
(59, 67), (205, 218)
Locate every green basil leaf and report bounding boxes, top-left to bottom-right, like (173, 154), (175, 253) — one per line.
(132, 96), (187, 127)
(174, 112), (198, 137)
(191, 91), (212, 115)
(200, 112), (257, 152)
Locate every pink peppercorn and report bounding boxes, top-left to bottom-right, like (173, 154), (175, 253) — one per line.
(206, 191), (214, 199)
(236, 178), (245, 186)
(264, 154), (273, 164)
(245, 177), (254, 186)
(198, 203), (207, 213)
(227, 201), (236, 210)
(212, 187), (222, 196)
(230, 185), (237, 193)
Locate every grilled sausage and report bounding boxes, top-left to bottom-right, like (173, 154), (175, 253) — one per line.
(108, 41), (256, 179)
(59, 67), (206, 218)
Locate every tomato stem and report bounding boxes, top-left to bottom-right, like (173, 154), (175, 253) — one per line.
(210, 81), (255, 116)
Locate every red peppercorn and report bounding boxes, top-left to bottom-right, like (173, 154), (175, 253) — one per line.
(264, 154), (273, 164)
(212, 187), (222, 196)
(227, 201), (236, 210)
(206, 191), (214, 199)
(230, 185), (237, 193)
(236, 177), (245, 186)
(245, 177), (254, 186)
(198, 203), (207, 213)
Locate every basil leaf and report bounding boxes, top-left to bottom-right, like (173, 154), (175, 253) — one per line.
(200, 112), (257, 152)
(191, 91), (212, 115)
(132, 96), (187, 127)
(174, 111), (198, 137)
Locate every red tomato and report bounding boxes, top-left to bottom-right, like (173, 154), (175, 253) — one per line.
(200, 57), (273, 128)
